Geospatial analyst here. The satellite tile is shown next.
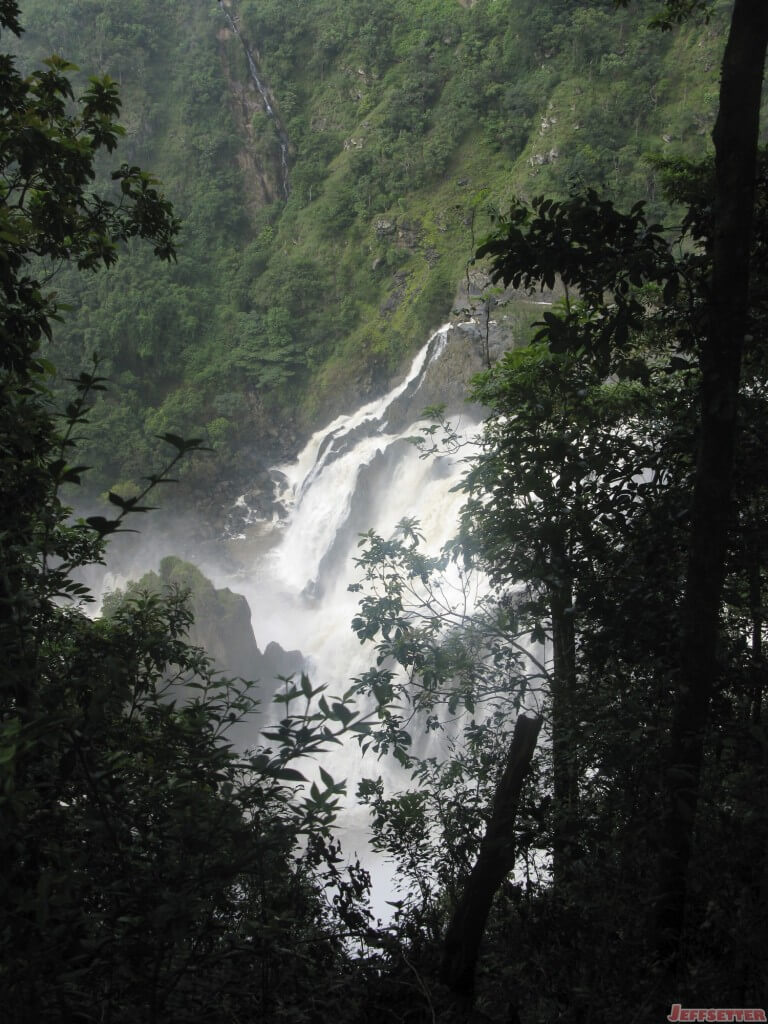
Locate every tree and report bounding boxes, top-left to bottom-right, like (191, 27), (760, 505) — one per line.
(0, 7), (381, 1020)
(461, 334), (681, 889)
(456, 0), (768, 1002)
(654, 0), (768, 966)
(0, 0), (179, 708)
(440, 712), (541, 1002)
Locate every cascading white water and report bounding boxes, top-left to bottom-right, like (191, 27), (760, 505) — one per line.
(89, 322), (498, 915)
(220, 327), (485, 907)
(229, 326), (477, 691)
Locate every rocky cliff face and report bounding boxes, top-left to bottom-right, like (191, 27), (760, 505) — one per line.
(383, 301), (525, 432)
(104, 556), (302, 704)
(156, 557), (260, 678)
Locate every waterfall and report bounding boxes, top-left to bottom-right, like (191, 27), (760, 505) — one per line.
(227, 326), (479, 690)
(219, 327), (486, 907)
(219, 1), (291, 199)
(88, 321), (497, 916)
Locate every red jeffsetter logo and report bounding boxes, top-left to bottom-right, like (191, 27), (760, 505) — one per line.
(667, 1008), (766, 1022)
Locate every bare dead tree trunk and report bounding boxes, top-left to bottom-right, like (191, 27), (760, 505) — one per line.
(441, 714), (542, 1001)
(655, 0), (768, 966)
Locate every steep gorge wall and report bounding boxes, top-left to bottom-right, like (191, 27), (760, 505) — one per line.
(217, 0), (292, 210)
(11, 0), (735, 506)
(104, 556), (302, 703)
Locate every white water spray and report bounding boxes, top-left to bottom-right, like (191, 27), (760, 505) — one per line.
(90, 323), (496, 915)
(228, 326), (477, 690)
(218, 327), (485, 903)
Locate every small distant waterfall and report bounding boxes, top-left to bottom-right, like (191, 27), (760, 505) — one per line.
(219, 1), (291, 199)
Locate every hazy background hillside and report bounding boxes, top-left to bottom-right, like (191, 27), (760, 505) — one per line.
(14, 0), (739, 500)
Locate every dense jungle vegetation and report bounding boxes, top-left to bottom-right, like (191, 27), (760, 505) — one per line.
(11, 0), (741, 495)
(3, 0), (768, 1021)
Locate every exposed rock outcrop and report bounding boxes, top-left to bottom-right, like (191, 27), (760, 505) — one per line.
(103, 556), (303, 704)
(382, 315), (520, 433)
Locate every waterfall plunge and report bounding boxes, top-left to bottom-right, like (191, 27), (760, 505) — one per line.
(88, 324), (491, 917)
(230, 326), (480, 695)
(221, 327), (486, 905)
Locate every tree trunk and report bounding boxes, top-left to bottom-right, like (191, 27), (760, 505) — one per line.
(441, 714), (542, 1000)
(550, 580), (578, 887)
(655, 0), (768, 966)
(748, 507), (764, 724)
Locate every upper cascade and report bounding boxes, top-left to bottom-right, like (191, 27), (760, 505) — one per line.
(228, 321), (496, 543)
(226, 321), (499, 622)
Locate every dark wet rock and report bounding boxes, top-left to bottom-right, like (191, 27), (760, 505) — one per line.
(456, 321), (482, 342)
(259, 640), (303, 682)
(308, 440), (410, 597)
(383, 324), (494, 432)
(380, 270), (409, 316)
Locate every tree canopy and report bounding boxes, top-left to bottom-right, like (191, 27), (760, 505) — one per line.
(347, 0), (768, 1016)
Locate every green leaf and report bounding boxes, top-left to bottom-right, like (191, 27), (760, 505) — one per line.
(271, 767), (306, 782)
(331, 702), (353, 726)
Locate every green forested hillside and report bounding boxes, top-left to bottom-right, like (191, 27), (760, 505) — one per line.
(15, 0), (739, 494)
(5, 1), (768, 1019)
